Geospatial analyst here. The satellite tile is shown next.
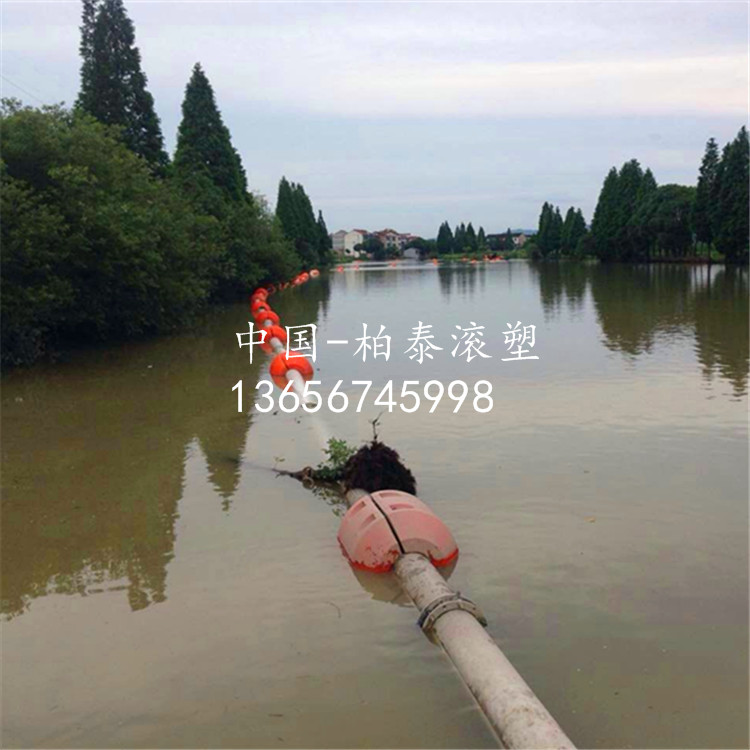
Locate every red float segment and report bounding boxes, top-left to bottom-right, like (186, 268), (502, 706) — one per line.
(255, 310), (280, 327)
(252, 288), (268, 300)
(251, 299), (269, 314)
(268, 351), (314, 389)
(310, 269), (320, 277)
(260, 325), (287, 353)
(338, 490), (458, 573)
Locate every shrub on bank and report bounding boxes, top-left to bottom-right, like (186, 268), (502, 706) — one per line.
(0, 101), (299, 366)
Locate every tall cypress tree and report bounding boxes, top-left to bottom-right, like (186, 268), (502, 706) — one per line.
(77, 0), (168, 173)
(276, 177), (297, 238)
(591, 168), (620, 261)
(466, 222), (477, 251)
(173, 63), (247, 206)
(79, 0), (100, 71)
(477, 226), (487, 250)
(693, 138), (720, 246)
(453, 222), (467, 253)
(561, 207), (577, 255)
(436, 221), (453, 254)
(571, 209), (587, 252)
(550, 207), (563, 256)
(316, 210), (332, 264)
(537, 202), (548, 255)
(275, 178), (321, 267)
(615, 159), (645, 260)
(715, 127), (749, 264)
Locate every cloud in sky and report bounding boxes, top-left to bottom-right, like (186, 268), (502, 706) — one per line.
(1, 1), (747, 235)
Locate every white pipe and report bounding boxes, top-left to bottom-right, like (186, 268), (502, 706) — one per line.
(394, 553), (575, 750)
(261, 319), (310, 403)
(344, 490), (574, 749)
(266, 287), (574, 746)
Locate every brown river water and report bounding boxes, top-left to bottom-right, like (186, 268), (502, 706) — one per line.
(1, 261), (748, 749)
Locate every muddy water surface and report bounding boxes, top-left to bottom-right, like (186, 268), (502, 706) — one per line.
(2, 262), (748, 748)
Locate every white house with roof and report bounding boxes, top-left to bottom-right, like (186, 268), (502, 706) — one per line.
(331, 229), (365, 257)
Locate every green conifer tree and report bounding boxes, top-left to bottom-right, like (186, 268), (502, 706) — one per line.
(571, 209), (587, 252)
(466, 222), (477, 251)
(454, 222), (467, 253)
(550, 207), (563, 256)
(477, 226), (487, 250)
(591, 168), (620, 261)
(316, 210), (332, 265)
(77, 0), (168, 173)
(560, 207), (576, 255)
(615, 159), (645, 260)
(537, 203), (550, 256)
(693, 138), (720, 246)
(715, 127), (749, 264)
(276, 177), (297, 238)
(173, 63), (247, 206)
(436, 221), (453, 255)
(275, 178), (321, 267)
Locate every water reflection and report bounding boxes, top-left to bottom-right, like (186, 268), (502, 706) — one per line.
(1, 280), (331, 619)
(2, 264), (746, 623)
(693, 268), (749, 397)
(536, 262), (589, 317)
(532, 262), (749, 396)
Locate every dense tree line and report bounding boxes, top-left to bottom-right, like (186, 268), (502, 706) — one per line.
(534, 203), (588, 258)
(435, 221), (489, 255)
(275, 177), (332, 269)
(692, 129), (749, 263)
(531, 127), (747, 264)
(1, 0), (330, 366)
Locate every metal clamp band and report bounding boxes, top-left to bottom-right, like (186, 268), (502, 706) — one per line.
(417, 592), (487, 633)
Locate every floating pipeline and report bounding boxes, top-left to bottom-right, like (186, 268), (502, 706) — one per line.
(248, 271), (321, 398)
(245, 270), (576, 750)
(337, 490), (458, 573)
(268, 350), (314, 390)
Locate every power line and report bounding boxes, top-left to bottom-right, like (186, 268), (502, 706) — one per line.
(0, 74), (47, 105)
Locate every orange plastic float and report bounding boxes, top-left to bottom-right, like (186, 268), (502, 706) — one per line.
(252, 288), (268, 300)
(260, 325), (287, 353)
(251, 298), (269, 314)
(337, 490), (458, 573)
(255, 309), (280, 327)
(268, 351), (314, 389)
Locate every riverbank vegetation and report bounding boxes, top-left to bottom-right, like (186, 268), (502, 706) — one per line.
(1, 0), (331, 367)
(529, 128), (749, 264)
(424, 128), (747, 266)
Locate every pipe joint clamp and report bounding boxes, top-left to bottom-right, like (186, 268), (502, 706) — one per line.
(417, 592), (487, 633)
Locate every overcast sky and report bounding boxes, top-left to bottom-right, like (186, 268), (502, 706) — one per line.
(2, 1), (747, 236)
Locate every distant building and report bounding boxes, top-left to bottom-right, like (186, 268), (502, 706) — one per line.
(331, 229), (365, 257)
(403, 247), (420, 260)
(486, 231), (529, 248)
(371, 229), (420, 251)
(331, 227), (421, 257)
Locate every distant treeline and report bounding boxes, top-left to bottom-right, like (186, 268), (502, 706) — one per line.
(409, 222), (519, 257)
(1, 0), (332, 367)
(531, 127), (749, 263)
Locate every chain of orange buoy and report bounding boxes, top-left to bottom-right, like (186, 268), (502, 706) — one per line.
(247, 266), (575, 750)
(250, 269), (320, 395)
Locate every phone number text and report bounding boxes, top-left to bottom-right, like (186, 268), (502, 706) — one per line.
(232, 379), (494, 414)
